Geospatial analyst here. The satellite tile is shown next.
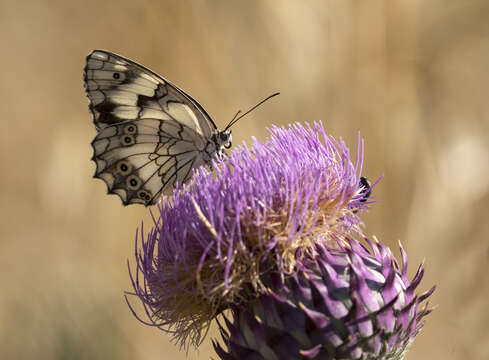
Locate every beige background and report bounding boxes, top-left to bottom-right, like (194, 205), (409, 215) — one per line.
(1, 1), (488, 359)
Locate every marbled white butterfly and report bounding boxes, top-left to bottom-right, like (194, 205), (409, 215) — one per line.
(84, 50), (277, 206)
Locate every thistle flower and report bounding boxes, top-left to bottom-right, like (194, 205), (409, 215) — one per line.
(213, 238), (435, 360)
(127, 122), (372, 347)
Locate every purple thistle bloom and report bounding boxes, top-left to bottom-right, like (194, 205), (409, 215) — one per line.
(213, 238), (436, 360)
(127, 122), (373, 348)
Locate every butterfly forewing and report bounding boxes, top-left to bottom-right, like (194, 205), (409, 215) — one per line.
(84, 50), (219, 205)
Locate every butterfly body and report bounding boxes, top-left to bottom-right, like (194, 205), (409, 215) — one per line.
(84, 50), (230, 206)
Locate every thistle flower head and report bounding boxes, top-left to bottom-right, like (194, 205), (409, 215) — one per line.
(214, 238), (436, 360)
(128, 122), (372, 347)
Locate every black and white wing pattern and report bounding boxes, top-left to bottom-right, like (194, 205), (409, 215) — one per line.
(84, 50), (224, 206)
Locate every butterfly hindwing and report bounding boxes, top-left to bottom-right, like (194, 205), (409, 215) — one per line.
(84, 50), (218, 205)
(91, 119), (209, 205)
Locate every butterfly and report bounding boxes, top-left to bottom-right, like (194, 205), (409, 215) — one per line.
(84, 50), (278, 206)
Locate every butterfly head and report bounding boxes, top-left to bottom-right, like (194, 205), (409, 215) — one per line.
(215, 130), (232, 149)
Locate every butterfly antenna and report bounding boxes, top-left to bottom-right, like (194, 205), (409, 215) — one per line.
(230, 109), (242, 123)
(224, 92), (280, 130)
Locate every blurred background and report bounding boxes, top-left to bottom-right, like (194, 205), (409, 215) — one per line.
(1, 1), (488, 359)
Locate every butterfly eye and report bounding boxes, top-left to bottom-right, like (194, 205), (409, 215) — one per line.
(126, 175), (141, 190)
(117, 161), (132, 175)
(121, 135), (135, 146)
(124, 124), (137, 134)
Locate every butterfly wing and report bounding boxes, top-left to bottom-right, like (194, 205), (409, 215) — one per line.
(84, 50), (218, 205)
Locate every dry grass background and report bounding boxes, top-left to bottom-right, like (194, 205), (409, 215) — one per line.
(1, 1), (488, 359)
